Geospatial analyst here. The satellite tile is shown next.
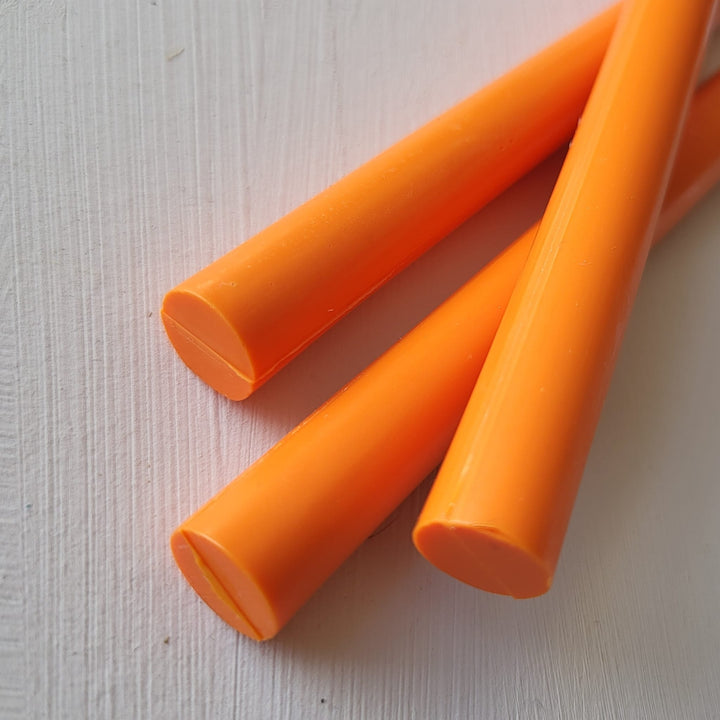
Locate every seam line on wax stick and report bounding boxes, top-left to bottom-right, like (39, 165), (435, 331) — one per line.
(163, 311), (255, 386)
(517, 6), (635, 329)
(460, 3), (648, 480)
(451, 228), (540, 498)
(182, 530), (265, 640)
(438, 225), (538, 513)
(259, 266), (408, 383)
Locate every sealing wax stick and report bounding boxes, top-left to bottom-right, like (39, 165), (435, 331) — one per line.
(161, 5), (620, 400)
(172, 72), (720, 639)
(413, 0), (717, 599)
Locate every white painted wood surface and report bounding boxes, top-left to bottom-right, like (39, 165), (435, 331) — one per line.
(3, 1), (720, 717)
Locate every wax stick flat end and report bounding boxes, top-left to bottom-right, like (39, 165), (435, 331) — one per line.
(161, 290), (257, 400)
(413, 521), (552, 598)
(170, 527), (280, 641)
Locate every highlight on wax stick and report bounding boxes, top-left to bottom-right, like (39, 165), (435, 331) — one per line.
(413, 0), (718, 600)
(171, 72), (720, 640)
(161, 5), (620, 401)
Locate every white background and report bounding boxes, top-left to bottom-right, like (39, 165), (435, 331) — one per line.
(3, 1), (720, 718)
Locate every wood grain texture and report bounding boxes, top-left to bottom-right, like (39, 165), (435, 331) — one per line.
(2, 0), (719, 718)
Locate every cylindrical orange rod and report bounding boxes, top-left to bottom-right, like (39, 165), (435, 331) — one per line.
(172, 72), (720, 640)
(414, 0), (717, 599)
(161, 6), (620, 400)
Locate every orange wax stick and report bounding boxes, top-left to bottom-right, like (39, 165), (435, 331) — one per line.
(161, 6), (620, 400)
(172, 72), (720, 640)
(413, 0), (717, 599)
